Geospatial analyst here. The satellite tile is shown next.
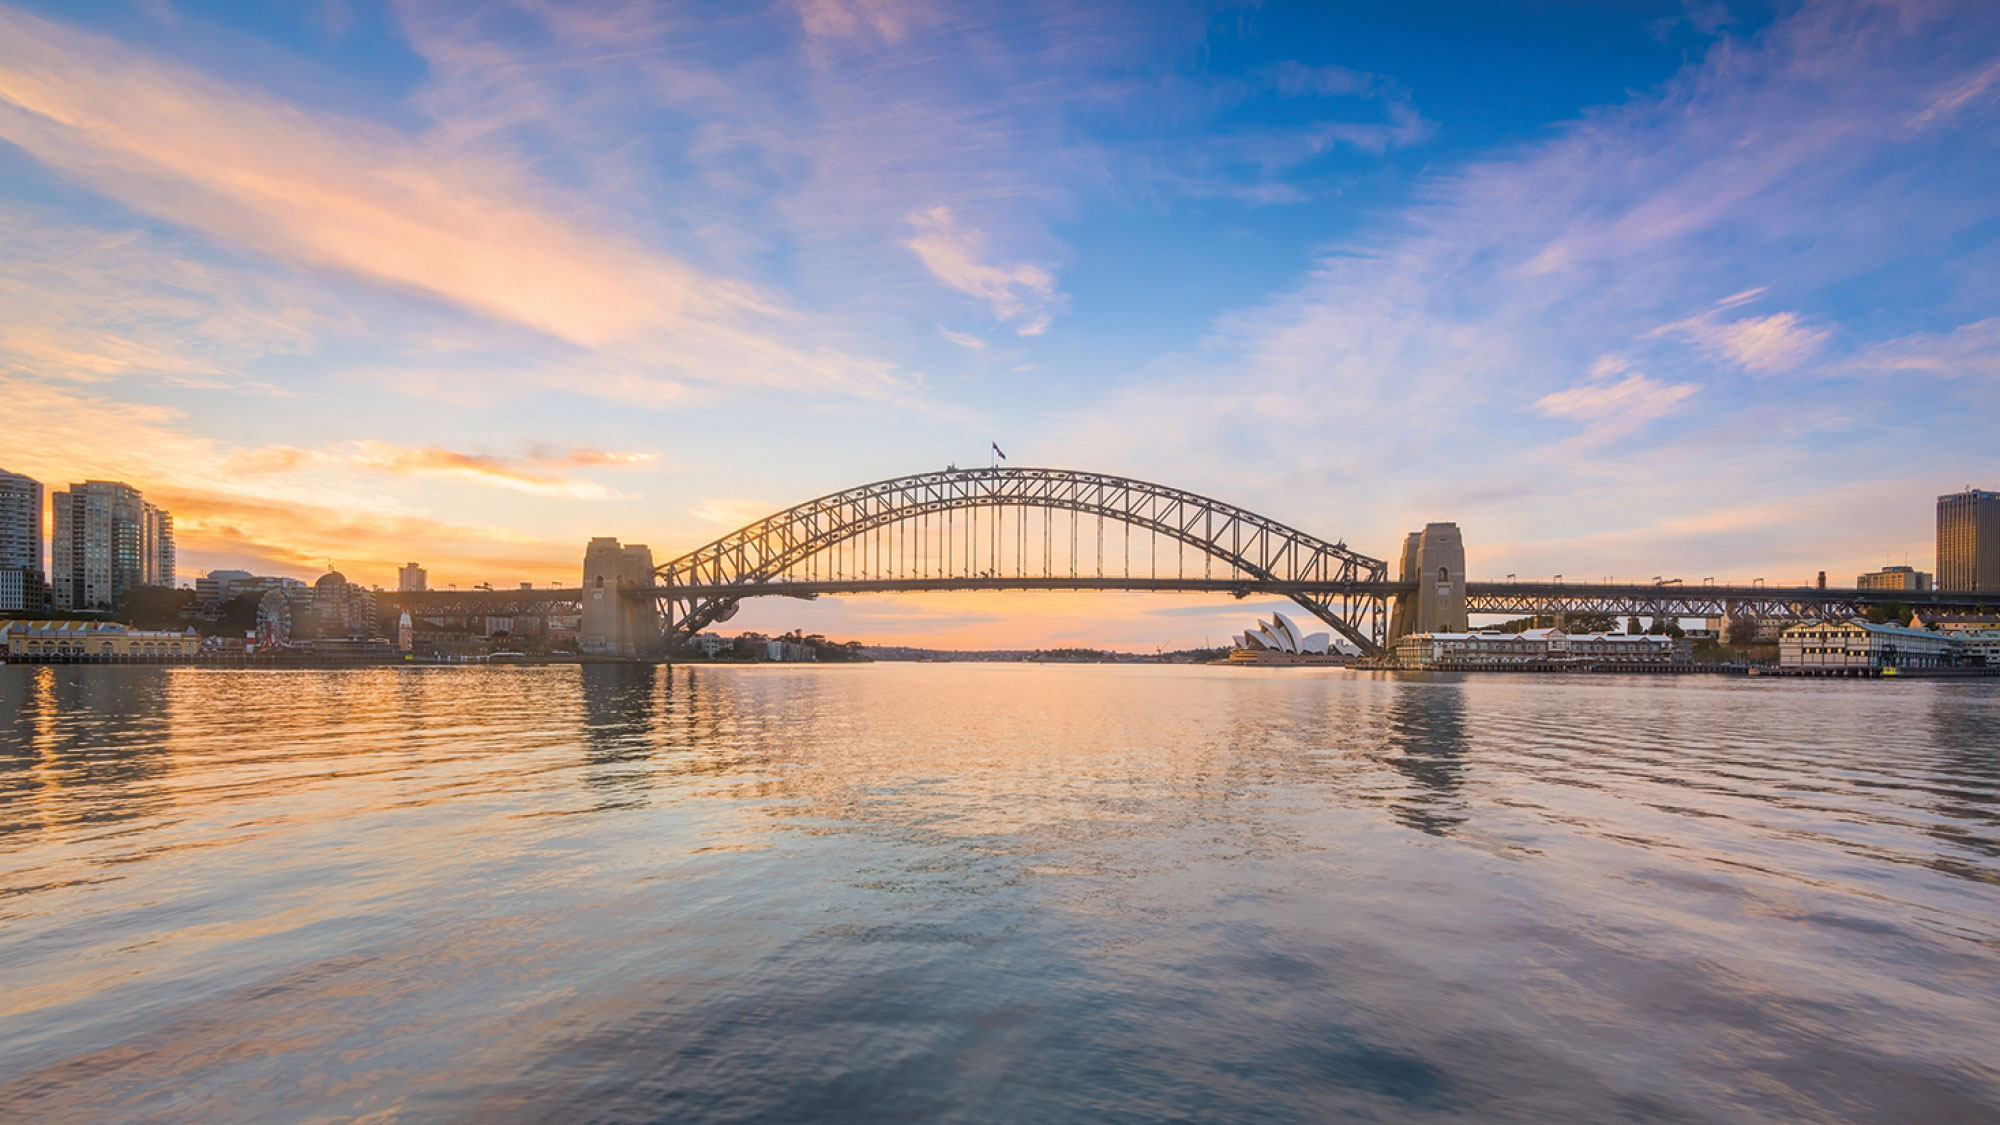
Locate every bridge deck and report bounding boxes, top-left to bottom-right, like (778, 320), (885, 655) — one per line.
(381, 580), (1995, 615)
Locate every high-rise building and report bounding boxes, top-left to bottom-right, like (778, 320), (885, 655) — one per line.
(1937, 488), (2000, 593)
(50, 481), (175, 611)
(193, 571), (303, 610)
(398, 562), (428, 592)
(0, 467), (45, 612)
(1856, 565), (1932, 592)
(195, 569), (255, 607)
(310, 570), (377, 638)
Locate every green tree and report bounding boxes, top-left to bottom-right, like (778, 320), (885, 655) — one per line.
(1565, 613), (1619, 634)
(1626, 616), (1644, 635)
(115, 585), (194, 630)
(212, 593), (263, 636)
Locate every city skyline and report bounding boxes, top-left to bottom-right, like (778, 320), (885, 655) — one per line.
(4, 0), (1999, 647)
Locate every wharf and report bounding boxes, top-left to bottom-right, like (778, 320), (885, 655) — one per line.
(1763, 665), (2000, 679)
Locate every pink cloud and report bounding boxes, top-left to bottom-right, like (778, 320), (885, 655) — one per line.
(0, 6), (911, 400)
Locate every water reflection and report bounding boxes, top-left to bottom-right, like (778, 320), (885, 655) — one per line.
(1924, 684), (2000, 872)
(1380, 676), (1469, 837)
(577, 665), (659, 808)
(0, 665), (1996, 1122)
(0, 667), (177, 841)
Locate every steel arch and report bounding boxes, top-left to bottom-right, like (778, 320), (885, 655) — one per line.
(651, 467), (1391, 653)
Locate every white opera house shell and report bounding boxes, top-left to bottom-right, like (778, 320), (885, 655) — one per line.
(1231, 612), (1356, 663)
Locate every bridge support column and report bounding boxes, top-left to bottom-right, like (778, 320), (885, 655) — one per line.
(581, 537), (661, 658)
(1389, 522), (1468, 642)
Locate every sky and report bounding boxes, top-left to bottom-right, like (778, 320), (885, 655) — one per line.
(2, 0), (1998, 648)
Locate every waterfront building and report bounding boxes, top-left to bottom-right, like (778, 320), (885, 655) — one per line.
(687, 633), (734, 657)
(764, 639), (818, 662)
(0, 468), (45, 612)
(227, 575), (307, 605)
(1937, 488), (2000, 593)
(1779, 619), (1957, 671)
(1230, 612), (1349, 664)
(0, 568), (50, 614)
(1952, 630), (2000, 667)
(1911, 612), (2000, 634)
(1704, 614), (1789, 642)
(310, 570), (378, 638)
(1394, 631), (1545, 669)
(1537, 629), (1691, 663)
(398, 562), (428, 592)
(1855, 565), (1932, 592)
(50, 481), (174, 611)
(194, 569), (255, 607)
(0, 619), (199, 659)
(1393, 628), (1683, 669)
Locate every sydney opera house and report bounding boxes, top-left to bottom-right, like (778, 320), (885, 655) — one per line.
(1229, 612), (1356, 665)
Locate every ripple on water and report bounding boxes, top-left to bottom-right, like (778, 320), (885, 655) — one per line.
(0, 663), (1997, 1122)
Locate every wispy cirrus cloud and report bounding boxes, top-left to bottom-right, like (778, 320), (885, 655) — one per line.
(1647, 291), (1831, 374)
(1839, 318), (2000, 382)
(0, 376), (583, 583)
(904, 207), (1062, 336)
(0, 4), (909, 402)
(1534, 369), (1699, 445)
(1051, 0), (2000, 584)
(793, 0), (925, 44)
(689, 498), (783, 529)
(226, 442), (658, 498)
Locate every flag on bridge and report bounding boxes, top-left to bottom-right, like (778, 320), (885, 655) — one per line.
(992, 442), (1007, 460)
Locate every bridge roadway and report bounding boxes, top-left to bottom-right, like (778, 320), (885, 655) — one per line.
(381, 580), (1996, 618)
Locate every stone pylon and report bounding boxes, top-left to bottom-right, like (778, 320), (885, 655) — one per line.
(1388, 522), (1467, 641)
(581, 537), (661, 657)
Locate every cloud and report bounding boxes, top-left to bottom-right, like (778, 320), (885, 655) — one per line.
(0, 5), (912, 401)
(904, 206), (1061, 332)
(1908, 56), (2000, 130)
(1258, 61), (1382, 100)
(939, 327), (986, 350)
(1649, 297), (1832, 373)
(0, 376), (581, 585)
(225, 441), (658, 498)
(0, 205), (323, 391)
(152, 487), (562, 579)
(793, 0), (923, 43)
(346, 443), (627, 498)
(1534, 372), (1698, 443)
(1047, 0), (2000, 584)
(1839, 318), (2000, 382)
(689, 498), (782, 528)
(534, 445), (661, 468)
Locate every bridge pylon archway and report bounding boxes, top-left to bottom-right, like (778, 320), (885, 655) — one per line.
(580, 537), (661, 658)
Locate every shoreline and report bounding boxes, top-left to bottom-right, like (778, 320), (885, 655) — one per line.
(6, 656), (1997, 679)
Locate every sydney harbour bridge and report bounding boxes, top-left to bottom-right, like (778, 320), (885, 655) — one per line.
(381, 467), (1991, 659)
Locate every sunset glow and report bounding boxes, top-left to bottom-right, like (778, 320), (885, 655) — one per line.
(4, 0), (1997, 647)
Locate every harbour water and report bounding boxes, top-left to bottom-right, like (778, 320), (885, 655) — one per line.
(2, 663), (1997, 1122)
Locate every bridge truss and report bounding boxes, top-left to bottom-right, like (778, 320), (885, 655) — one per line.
(648, 467), (1392, 653)
(1464, 582), (1996, 620)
